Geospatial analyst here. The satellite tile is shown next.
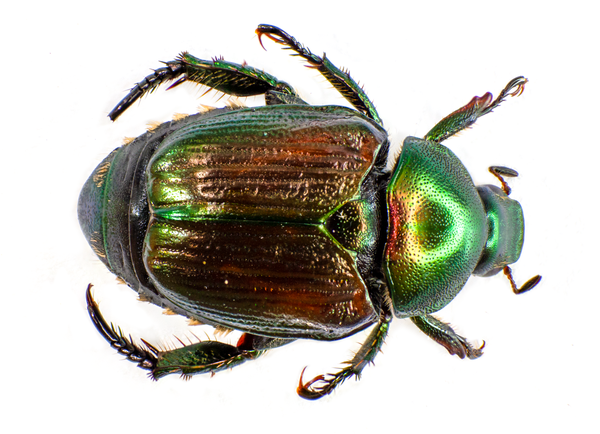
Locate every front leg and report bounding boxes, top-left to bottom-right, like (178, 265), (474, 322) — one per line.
(411, 314), (484, 359)
(424, 77), (527, 143)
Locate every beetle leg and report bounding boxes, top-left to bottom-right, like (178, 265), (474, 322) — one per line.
(256, 24), (383, 125)
(86, 285), (159, 371)
(152, 334), (294, 379)
(410, 315), (484, 360)
(297, 303), (392, 400)
(425, 76), (527, 143)
(147, 334), (294, 380)
(87, 285), (295, 379)
(109, 53), (301, 121)
(152, 333), (294, 379)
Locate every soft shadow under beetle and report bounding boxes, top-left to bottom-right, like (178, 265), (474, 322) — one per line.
(79, 24), (541, 399)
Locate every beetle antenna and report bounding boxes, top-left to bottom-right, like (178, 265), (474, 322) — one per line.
(489, 166), (519, 195)
(503, 266), (542, 294)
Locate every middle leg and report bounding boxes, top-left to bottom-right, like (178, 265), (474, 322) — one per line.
(297, 290), (393, 400)
(256, 24), (383, 125)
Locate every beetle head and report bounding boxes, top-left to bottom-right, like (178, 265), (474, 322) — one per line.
(472, 184), (524, 277)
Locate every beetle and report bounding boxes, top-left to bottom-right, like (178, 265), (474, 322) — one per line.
(79, 24), (541, 399)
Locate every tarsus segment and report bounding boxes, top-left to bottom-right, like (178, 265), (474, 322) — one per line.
(256, 24), (382, 124)
(86, 284), (159, 371)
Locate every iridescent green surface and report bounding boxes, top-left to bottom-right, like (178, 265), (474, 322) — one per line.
(473, 185), (524, 276)
(142, 105), (387, 339)
(147, 105), (385, 222)
(384, 137), (487, 317)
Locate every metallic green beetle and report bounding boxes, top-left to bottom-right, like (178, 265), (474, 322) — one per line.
(79, 24), (541, 399)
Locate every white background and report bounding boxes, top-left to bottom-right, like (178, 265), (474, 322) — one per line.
(2, 1), (597, 432)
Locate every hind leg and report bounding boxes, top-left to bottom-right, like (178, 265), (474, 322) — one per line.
(109, 52), (304, 120)
(86, 285), (293, 379)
